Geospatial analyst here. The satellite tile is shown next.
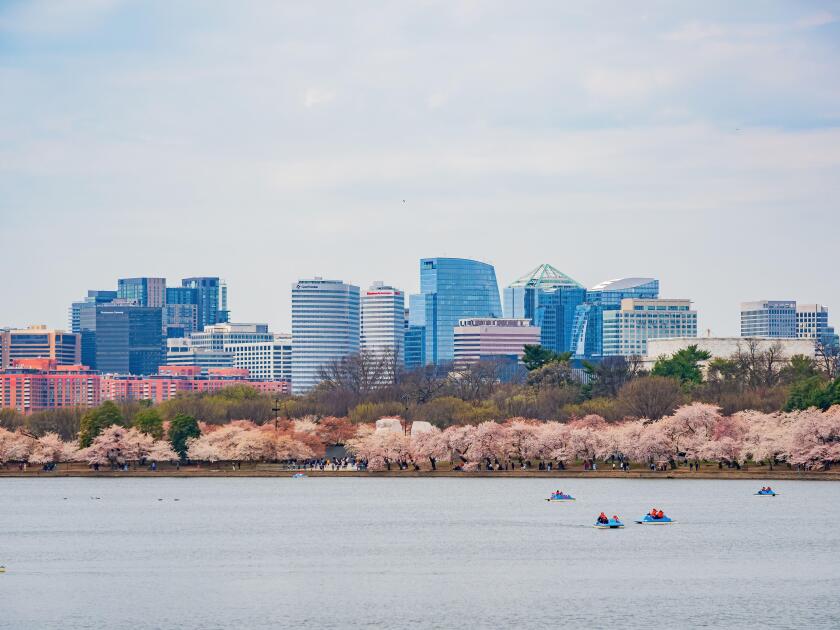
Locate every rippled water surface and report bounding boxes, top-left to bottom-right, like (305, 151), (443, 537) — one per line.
(1, 477), (839, 629)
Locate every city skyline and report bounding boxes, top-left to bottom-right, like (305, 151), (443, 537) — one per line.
(2, 2), (839, 339)
(1, 261), (837, 341)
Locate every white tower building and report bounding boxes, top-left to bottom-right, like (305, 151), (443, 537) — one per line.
(361, 281), (405, 365)
(291, 278), (360, 394)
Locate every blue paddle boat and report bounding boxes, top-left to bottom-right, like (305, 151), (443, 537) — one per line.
(546, 492), (575, 502)
(594, 516), (624, 529)
(755, 488), (777, 496)
(292, 472), (307, 479)
(636, 514), (675, 525)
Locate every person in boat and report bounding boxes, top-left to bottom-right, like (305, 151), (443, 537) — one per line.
(656, 510), (664, 519)
(612, 515), (620, 523)
(597, 512), (609, 524)
(649, 508), (658, 518)
(766, 487), (772, 492)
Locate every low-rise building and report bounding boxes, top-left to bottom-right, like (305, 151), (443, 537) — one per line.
(643, 337), (816, 370)
(453, 318), (540, 367)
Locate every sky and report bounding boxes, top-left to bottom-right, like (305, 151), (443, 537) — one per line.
(1, 0), (839, 336)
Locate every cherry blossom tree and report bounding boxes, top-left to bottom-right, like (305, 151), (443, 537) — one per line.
(409, 426), (449, 470)
(0, 428), (34, 464)
(28, 432), (75, 465)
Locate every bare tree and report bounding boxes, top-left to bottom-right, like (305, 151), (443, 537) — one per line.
(318, 351), (392, 398)
(617, 376), (682, 421)
(815, 340), (840, 379)
(448, 360), (502, 401)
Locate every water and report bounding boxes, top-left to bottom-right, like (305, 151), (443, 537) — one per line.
(1, 478), (839, 629)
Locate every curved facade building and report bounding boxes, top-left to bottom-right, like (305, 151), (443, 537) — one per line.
(411, 258), (502, 365)
(571, 277), (659, 359)
(291, 278), (360, 393)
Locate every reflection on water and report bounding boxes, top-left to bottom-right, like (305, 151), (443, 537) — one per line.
(1, 478), (839, 629)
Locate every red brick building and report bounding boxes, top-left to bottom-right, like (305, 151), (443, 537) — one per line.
(0, 358), (100, 414)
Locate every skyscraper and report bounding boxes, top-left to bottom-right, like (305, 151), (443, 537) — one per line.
(504, 264), (585, 354)
(69, 290), (117, 333)
(291, 278), (360, 393)
(740, 300), (797, 338)
(571, 277), (659, 359)
(409, 258), (502, 365)
(117, 277), (166, 307)
(181, 277), (229, 330)
(361, 281), (405, 364)
(79, 303), (163, 375)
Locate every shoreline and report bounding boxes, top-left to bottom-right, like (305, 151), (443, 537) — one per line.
(1, 468), (837, 481)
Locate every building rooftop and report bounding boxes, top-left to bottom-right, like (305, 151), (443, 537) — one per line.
(508, 264), (582, 289)
(589, 277), (657, 292)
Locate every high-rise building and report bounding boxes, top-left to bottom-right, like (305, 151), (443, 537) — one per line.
(602, 298), (698, 357)
(164, 286), (200, 338)
(224, 333), (293, 383)
(571, 277), (659, 359)
(181, 277), (229, 330)
(409, 258), (502, 365)
(795, 304), (838, 348)
(404, 325), (426, 369)
(291, 278), (360, 394)
(69, 290), (117, 333)
(504, 264), (586, 355)
(0, 326), (81, 368)
(361, 281), (405, 364)
(79, 303), (163, 375)
(163, 304), (198, 338)
(117, 277), (166, 307)
(740, 300), (797, 338)
(453, 318), (541, 367)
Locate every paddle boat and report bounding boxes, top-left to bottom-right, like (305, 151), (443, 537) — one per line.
(292, 472), (307, 479)
(636, 513), (675, 525)
(755, 487), (777, 496)
(546, 491), (575, 502)
(594, 515), (624, 529)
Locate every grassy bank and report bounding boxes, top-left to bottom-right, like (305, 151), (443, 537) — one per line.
(1, 462), (838, 481)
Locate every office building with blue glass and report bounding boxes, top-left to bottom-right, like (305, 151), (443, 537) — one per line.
(504, 264), (585, 354)
(79, 303), (163, 375)
(570, 277), (659, 359)
(182, 277), (229, 330)
(409, 258), (502, 365)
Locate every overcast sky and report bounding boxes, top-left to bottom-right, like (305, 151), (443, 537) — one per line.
(2, 1), (839, 336)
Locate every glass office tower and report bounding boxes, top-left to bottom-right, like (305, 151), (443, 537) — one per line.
(570, 277), (659, 359)
(117, 277), (166, 307)
(410, 258), (502, 365)
(503, 264), (584, 354)
(79, 303), (163, 375)
(181, 277), (229, 330)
